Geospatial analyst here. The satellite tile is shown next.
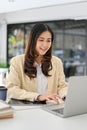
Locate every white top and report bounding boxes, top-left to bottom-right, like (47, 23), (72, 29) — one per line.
(35, 62), (47, 94)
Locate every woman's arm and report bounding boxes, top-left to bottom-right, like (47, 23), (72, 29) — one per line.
(6, 56), (39, 102)
(57, 59), (68, 98)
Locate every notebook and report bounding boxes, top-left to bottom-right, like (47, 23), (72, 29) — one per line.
(0, 100), (14, 119)
(42, 76), (87, 118)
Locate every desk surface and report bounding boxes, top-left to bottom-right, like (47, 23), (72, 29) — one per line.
(0, 107), (87, 130)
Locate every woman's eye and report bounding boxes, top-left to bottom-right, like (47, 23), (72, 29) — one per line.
(47, 40), (51, 42)
(40, 40), (44, 41)
(39, 39), (44, 41)
(38, 39), (51, 42)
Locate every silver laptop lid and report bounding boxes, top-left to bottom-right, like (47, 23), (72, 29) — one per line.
(64, 76), (87, 117)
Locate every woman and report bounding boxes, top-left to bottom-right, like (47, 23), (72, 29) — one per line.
(6, 23), (67, 103)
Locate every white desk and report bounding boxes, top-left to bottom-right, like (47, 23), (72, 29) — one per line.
(0, 108), (87, 130)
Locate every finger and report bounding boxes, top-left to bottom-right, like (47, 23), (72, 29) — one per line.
(55, 95), (62, 100)
(62, 96), (66, 101)
(45, 97), (51, 101)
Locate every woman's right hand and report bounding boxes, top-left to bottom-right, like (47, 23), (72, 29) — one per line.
(37, 93), (62, 104)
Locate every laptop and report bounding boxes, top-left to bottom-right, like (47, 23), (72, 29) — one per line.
(42, 76), (87, 118)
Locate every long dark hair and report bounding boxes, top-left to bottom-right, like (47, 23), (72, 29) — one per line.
(24, 23), (54, 79)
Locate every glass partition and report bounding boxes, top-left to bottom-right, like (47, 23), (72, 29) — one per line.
(7, 20), (87, 78)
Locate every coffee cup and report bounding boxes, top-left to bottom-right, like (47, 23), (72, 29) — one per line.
(0, 86), (7, 101)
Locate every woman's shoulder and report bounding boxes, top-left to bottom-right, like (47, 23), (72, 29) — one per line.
(10, 54), (25, 63)
(52, 55), (62, 63)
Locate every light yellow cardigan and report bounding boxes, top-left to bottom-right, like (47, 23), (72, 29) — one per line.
(6, 54), (67, 101)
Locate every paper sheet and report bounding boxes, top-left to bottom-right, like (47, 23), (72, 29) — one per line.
(0, 100), (10, 110)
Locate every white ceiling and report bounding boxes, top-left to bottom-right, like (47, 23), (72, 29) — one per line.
(0, 0), (84, 14)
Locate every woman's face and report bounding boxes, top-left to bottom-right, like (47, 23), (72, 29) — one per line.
(35, 31), (52, 56)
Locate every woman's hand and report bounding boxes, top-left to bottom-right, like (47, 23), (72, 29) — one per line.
(37, 93), (62, 104)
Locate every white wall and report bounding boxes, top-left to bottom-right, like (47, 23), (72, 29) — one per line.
(0, 15), (7, 64)
(0, 1), (87, 64)
(0, 24), (7, 62)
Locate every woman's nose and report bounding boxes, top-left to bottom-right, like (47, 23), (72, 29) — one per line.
(43, 41), (48, 47)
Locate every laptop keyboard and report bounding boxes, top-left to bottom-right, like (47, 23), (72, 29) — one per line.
(52, 108), (64, 114)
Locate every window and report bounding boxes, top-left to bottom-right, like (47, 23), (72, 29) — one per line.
(7, 20), (87, 77)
